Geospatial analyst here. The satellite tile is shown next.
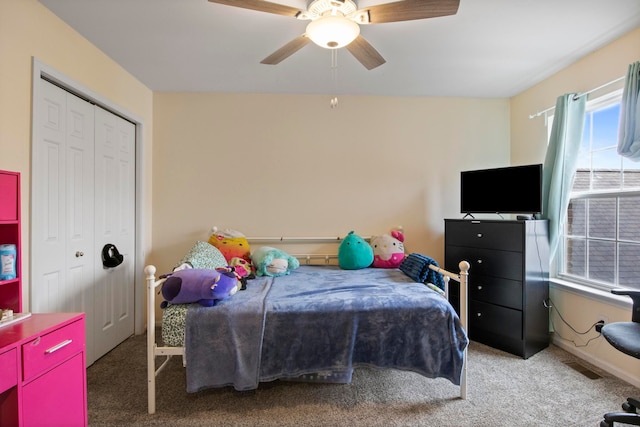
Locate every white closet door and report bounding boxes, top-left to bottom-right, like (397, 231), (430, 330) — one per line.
(32, 81), (95, 321)
(93, 106), (136, 361)
(33, 79), (136, 366)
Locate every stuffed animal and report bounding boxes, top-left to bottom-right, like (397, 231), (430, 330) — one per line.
(208, 228), (251, 263)
(338, 231), (374, 270)
(370, 230), (406, 268)
(227, 257), (255, 291)
(213, 265), (244, 295)
(228, 256), (253, 278)
(251, 246), (300, 277)
(159, 268), (239, 308)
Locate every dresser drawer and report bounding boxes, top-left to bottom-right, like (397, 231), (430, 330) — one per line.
(470, 275), (523, 310)
(0, 348), (17, 393)
(22, 353), (86, 427)
(446, 245), (523, 281)
(22, 319), (84, 382)
(470, 300), (522, 341)
(445, 220), (523, 252)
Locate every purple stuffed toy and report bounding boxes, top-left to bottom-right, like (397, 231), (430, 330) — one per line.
(160, 268), (238, 308)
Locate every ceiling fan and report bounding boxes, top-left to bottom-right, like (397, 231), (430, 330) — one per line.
(207, 0), (460, 70)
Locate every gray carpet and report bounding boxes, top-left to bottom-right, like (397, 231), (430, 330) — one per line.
(87, 333), (640, 426)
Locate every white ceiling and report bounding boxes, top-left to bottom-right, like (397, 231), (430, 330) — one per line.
(38, 0), (640, 97)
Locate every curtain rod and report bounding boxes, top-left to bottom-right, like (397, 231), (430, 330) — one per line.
(528, 75), (625, 119)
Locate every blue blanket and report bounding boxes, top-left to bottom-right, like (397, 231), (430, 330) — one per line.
(184, 265), (468, 392)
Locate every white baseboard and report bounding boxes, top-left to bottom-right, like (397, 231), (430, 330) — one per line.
(552, 336), (640, 389)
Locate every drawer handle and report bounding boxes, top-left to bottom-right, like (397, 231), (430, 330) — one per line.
(476, 312), (482, 317)
(45, 339), (73, 354)
(476, 259), (483, 264)
(477, 285), (483, 290)
(476, 233), (483, 238)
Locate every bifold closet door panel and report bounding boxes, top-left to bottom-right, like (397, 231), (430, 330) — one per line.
(92, 106), (136, 363)
(31, 80), (95, 318)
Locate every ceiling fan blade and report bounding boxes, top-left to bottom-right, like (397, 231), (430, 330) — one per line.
(360, 0), (460, 24)
(345, 35), (386, 70)
(207, 0), (302, 18)
(261, 35), (312, 65)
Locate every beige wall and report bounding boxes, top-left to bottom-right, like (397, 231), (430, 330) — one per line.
(511, 27), (640, 387)
(4, 0), (640, 391)
(0, 0), (153, 311)
(150, 94), (510, 272)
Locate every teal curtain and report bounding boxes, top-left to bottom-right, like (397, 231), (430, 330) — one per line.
(617, 61), (640, 160)
(541, 93), (586, 260)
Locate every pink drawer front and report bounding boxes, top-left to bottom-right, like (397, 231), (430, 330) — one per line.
(0, 348), (17, 393)
(22, 319), (84, 382)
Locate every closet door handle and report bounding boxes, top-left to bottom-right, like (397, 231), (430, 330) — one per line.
(75, 251), (84, 257)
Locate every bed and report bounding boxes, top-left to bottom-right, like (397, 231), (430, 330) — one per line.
(145, 234), (470, 415)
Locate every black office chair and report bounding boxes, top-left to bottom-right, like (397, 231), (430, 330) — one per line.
(600, 289), (640, 427)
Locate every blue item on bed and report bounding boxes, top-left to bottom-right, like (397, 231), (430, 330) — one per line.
(399, 253), (445, 291)
(184, 265), (468, 392)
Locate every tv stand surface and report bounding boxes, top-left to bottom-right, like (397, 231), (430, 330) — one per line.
(460, 213), (537, 221)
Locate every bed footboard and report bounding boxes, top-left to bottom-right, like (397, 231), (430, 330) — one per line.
(430, 261), (469, 399)
(145, 265), (184, 415)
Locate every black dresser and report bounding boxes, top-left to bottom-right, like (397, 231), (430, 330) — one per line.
(444, 219), (550, 359)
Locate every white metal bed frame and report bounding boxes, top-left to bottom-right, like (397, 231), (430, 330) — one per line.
(145, 234), (469, 415)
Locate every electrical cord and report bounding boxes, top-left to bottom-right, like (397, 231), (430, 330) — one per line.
(535, 220), (602, 348)
(545, 298), (602, 347)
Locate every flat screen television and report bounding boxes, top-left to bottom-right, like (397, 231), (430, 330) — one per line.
(460, 164), (543, 215)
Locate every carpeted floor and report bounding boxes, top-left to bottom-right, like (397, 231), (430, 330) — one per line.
(86, 333), (639, 426)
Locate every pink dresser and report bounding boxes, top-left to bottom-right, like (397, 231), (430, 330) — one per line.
(0, 313), (87, 426)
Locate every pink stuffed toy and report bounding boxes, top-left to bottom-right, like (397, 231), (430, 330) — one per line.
(370, 230), (406, 268)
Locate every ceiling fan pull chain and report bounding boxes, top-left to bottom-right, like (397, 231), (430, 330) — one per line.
(330, 49), (338, 109)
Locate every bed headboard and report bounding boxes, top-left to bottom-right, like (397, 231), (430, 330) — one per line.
(212, 225), (404, 266)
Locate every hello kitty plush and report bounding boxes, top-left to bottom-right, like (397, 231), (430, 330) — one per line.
(370, 230), (406, 268)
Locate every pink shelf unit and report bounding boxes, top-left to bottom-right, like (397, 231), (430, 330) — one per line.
(0, 170), (22, 312)
(0, 171), (87, 426)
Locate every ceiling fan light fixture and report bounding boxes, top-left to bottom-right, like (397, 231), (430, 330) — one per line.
(306, 15), (360, 49)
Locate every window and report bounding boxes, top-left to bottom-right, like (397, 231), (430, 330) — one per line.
(557, 90), (640, 291)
